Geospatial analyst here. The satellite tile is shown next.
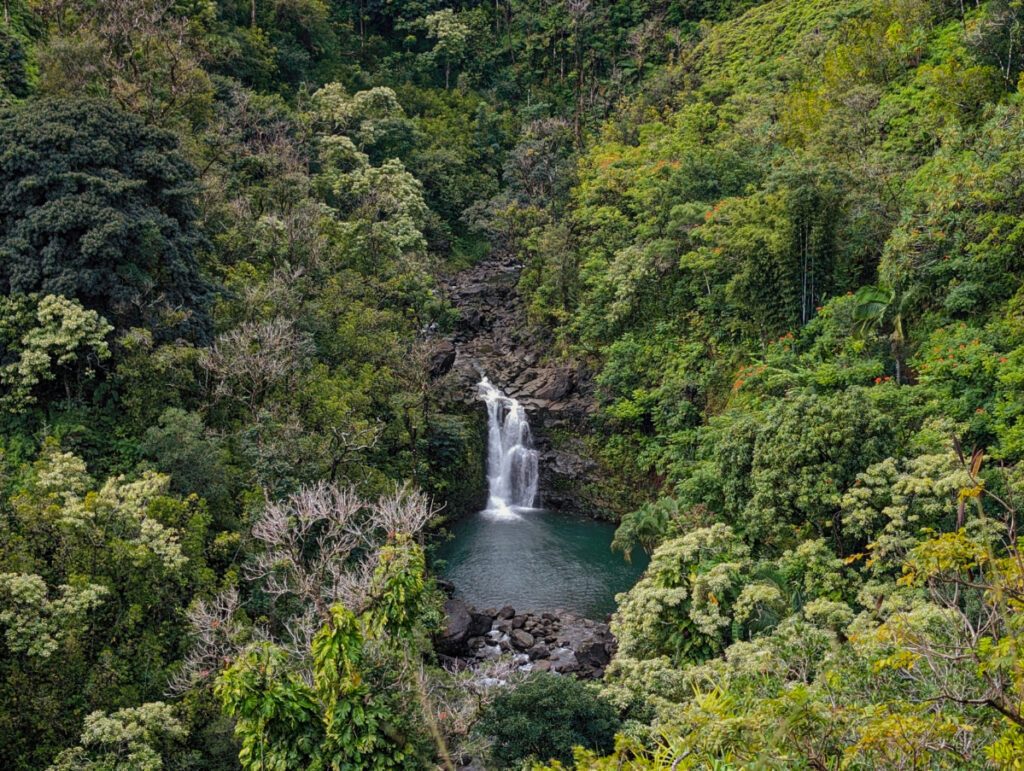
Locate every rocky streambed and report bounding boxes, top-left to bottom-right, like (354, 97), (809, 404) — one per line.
(436, 596), (616, 680)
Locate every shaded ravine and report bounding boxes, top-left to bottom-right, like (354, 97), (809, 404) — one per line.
(430, 251), (599, 514)
(426, 251), (650, 679)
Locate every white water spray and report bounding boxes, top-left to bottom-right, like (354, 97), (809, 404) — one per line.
(478, 377), (539, 516)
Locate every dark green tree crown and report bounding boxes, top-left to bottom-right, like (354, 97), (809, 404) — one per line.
(0, 97), (212, 342)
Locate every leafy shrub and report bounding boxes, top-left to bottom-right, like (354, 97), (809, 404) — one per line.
(478, 673), (620, 767)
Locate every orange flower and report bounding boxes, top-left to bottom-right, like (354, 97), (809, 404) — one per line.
(976, 408), (985, 414)
(874, 377), (882, 383)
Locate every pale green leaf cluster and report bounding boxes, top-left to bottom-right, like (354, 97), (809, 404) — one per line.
(0, 294), (112, 410)
(0, 573), (108, 658)
(47, 702), (185, 771)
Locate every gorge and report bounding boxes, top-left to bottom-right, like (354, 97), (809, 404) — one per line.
(437, 377), (647, 620)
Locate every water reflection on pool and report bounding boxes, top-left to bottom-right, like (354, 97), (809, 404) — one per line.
(435, 508), (649, 618)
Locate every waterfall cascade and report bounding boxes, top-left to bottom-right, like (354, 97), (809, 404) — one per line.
(478, 377), (539, 516)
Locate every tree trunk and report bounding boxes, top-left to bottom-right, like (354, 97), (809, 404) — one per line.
(251, 0), (256, 28)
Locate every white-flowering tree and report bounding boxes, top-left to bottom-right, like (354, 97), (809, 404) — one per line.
(0, 293), (112, 410)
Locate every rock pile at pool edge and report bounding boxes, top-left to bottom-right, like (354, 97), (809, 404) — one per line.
(436, 597), (615, 680)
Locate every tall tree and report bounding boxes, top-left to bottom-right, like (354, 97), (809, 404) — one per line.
(0, 98), (213, 342)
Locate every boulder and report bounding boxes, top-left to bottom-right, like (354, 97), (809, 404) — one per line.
(532, 659), (552, 673)
(510, 629), (535, 650)
(468, 612), (493, 637)
(550, 650), (578, 673)
(428, 341), (457, 379)
(526, 642), (550, 660)
(497, 605), (516, 619)
(577, 641), (610, 669)
(438, 598), (472, 654)
(522, 368), (575, 402)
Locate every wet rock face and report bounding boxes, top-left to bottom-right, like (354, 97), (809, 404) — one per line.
(428, 340), (457, 379)
(435, 599), (617, 680)
(432, 251), (599, 514)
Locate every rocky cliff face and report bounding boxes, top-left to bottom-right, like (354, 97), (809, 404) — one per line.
(428, 252), (599, 515)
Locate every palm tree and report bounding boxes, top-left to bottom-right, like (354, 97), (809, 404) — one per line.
(853, 284), (907, 384)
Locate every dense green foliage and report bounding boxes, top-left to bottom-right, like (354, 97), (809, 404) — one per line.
(478, 673), (620, 767)
(513, 0), (1024, 768)
(0, 98), (212, 342)
(5, 0), (1024, 768)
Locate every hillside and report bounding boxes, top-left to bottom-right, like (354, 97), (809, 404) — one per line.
(2, 0), (1024, 769)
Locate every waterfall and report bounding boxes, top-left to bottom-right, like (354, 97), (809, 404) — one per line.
(478, 377), (539, 516)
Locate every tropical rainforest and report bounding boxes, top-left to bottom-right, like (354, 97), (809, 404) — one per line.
(1, 0), (1024, 768)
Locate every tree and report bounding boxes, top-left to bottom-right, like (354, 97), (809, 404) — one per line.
(887, 444), (1024, 763)
(478, 673), (620, 767)
(206, 488), (442, 770)
(0, 28), (28, 100)
(0, 441), (215, 770)
(423, 9), (468, 90)
(0, 98), (212, 342)
(0, 294), (112, 411)
(854, 284), (908, 384)
(35, 0), (213, 126)
(47, 703), (186, 771)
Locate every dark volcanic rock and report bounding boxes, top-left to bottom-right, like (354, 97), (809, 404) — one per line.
(438, 598), (472, 654)
(523, 368), (576, 401)
(578, 641), (611, 669)
(468, 612), (494, 637)
(433, 601), (620, 680)
(527, 642), (550, 659)
(429, 341), (457, 379)
(510, 629), (535, 650)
